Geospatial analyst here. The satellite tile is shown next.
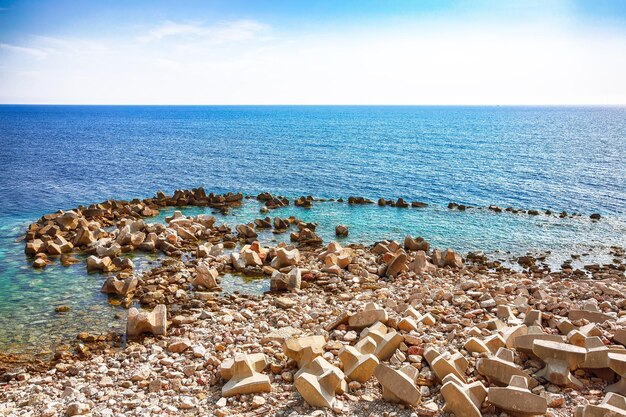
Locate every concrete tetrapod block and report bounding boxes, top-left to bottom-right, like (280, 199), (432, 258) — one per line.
(424, 347), (468, 383)
(221, 353), (271, 397)
(338, 345), (379, 383)
(487, 375), (548, 417)
(477, 347), (539, 388)
(607, 352), (626, 396)
(220, 352), (268, 380)
(484, 334), (506, 354)
(126, 304), (167, 338)
(283, 335), (326, 368)
(569, 302), (613, 324)
(578, 336), (626, 370)
(441, 373), (487, 417)
(354, 322), (402, 360)
(500, 324), (528, 349)
(464, 337), (491, 355)
(397, 307), (435, 331)
(294, 356), (345, 408)
(514, 325), (564, 354)
(348, 303), (388, 328)
(575, 392), (626, 417)
(532, 339), (587, 388)
(374, 364), (421, 406)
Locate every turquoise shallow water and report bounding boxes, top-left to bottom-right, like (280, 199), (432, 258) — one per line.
(0, 105), (624, 356)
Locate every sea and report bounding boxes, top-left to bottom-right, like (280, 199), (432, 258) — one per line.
(0, 105), (624, 357)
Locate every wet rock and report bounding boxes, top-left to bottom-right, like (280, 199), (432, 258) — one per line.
(101, 275), (138, 296)
(335, 225), (349, 237)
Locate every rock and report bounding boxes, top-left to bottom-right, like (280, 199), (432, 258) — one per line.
(442, 248), (463, 268)
(101, 275), (138, 295)
(338, 345), (379, 383)
(441, 373), (487, 417)
(532, 339), (587, 387)
(409, 250), (437, 274)
(192, 263), (219, 290)
(66, 402), (90, 416)
(487, 375), (547, 417)
(404, 236), (429, 251)
(55, 305), (70, 313)
(294, 356), (345, 408)
(270, 247), (300, 269)
(275, 297), (298, 309)
(348, 303), (388, 328)
(335, 225), (349, 237)
(374, 364), (421, 406)
(251, 395), (266, 408)
(385, 252), (408, 277)
(126, 304), (167, 338)
(270, 268), (301, 292)
(86, 255), (113, 272)
(168, 338), (191, 353)
(33, 257), (49, 268)
(283, 335), (326, 368)
(575, 392), (626, 417)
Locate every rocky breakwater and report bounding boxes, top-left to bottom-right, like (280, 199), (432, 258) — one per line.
(6, 191), (626, 417)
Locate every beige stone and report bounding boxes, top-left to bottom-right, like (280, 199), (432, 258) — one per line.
(500, 324), (528, 349)
(441, 373), (487, 417)
(271, 247), (300, 269)
(514, 326), (564, 354)
(607, 352), (626, 396)
(524, 309), (542, 326)
(348, 303), (388, 328)
(424, 347), (468, 383)
(464, 337), (491, 355)
(575, 392), (626, 417)
(488, 375), (547, 417)
(532, 339), (587, 387)
(192, 263), (219, 290)
(375, 364), (421, 406)
(569, 302), (613, 324)
(101, 275), (138, 296)
(283, 335), (326, 368)
(294, 356), (345, 408)
(127, 304), (167, 337)
(270, 268), (301, 292)
(338, 345), (379, 383)
(221, 353), (271, 397)
(385, 252), (408, 278)
(410, 250), (436, 274)
(220, 352), (268, 380)
(477, 347), (539, 388)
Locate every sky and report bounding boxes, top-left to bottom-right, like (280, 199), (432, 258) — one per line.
(0, 0), (625, 105)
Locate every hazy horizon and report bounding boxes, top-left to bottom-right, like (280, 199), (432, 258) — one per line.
(1, 0), (626, 105)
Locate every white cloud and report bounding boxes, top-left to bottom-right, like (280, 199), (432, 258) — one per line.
(138, 19), (270, 44)
(0, 43), (53, 60)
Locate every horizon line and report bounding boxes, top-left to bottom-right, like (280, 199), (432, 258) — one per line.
(1, 103), (626, 107)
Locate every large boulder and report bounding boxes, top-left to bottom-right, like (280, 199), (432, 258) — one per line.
(101, 275), (138, 295)
(404, 236), (429, 252)
(192, 263), (219, 289)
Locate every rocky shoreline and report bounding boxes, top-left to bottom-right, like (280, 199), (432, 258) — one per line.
(2, 188), (626, 417)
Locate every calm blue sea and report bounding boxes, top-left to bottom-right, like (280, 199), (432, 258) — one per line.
(0, 105), (625, 356)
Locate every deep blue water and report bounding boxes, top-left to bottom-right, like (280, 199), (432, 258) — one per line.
(0, 105), (625, 356)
